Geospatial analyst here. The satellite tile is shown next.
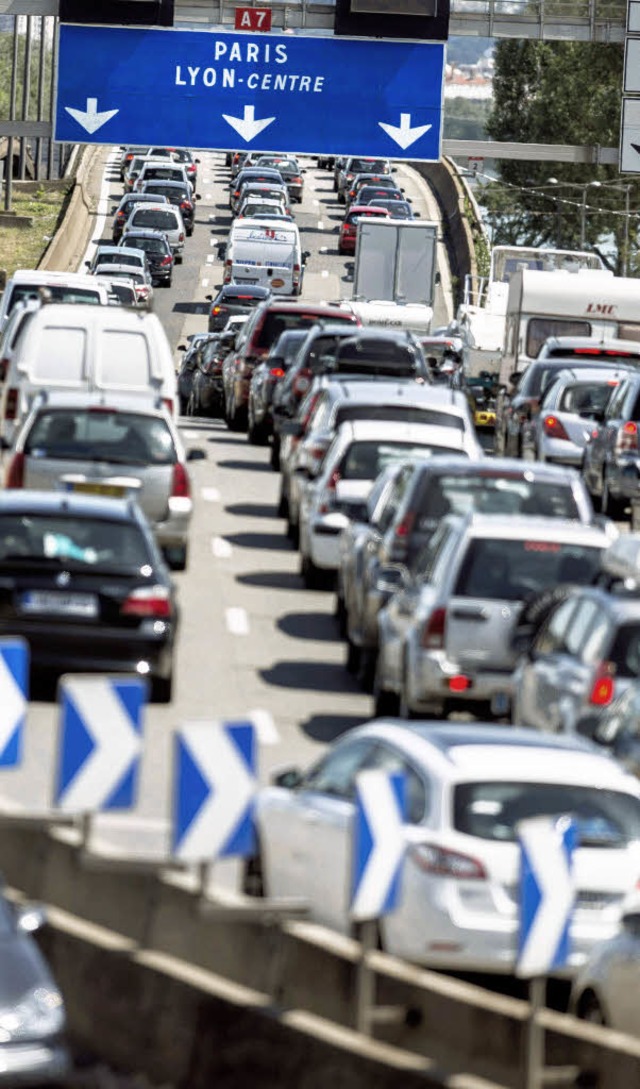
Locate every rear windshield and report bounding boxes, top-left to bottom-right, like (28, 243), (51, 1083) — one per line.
(145, 185), (189, 202)
(99, 330), (152, 387)
(349, 158), (388, 174)
(334, 405), (464, 430)
(414, 474), (581, 525)
(520, 363), (574, 398)
(558, 381), (619, 414)
(454, 781), (640, 846)
(346, 209), (388, 224)
(454, 538), (602, 601)
(526, 318), (591, 359)
(142, 167), (183, 181)
(333, 342), (425, 379)
(340, 440), (463, 480)
(609, 624), (640, 679)
(124, 237), (167, 255)
(132, 210), (177, 230)
(0, 513), (151, 572)
(256, 312), (354, 350)
(9, 284), (102, 315)
(25, 409), (176, 466)
(96, 252), (141, 267)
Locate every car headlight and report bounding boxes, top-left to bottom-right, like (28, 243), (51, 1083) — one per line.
(0, 987), (65, 1043)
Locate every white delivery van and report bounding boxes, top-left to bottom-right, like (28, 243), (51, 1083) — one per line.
(500, 268), (640, 385)
(223, 218), (306, 296)
(0, 270), (111, 332)
(0, 303), (177, 446)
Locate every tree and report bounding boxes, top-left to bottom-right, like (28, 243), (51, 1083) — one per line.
(481, 39), (639, 272)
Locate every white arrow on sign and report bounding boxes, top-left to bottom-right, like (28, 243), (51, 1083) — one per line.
(174, 721), (256, 861)
(56, 677), (143, 811)
(378, 113), (432, 151)
(64, 97), (119, 135)
(222, 105), (275, 143)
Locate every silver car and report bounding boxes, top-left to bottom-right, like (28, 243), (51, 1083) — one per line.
(6, 391), (203, 570)
(571, 893), (640, 1027)
(374, 513), (611, 719)
(524, 365), (632, 465)
(122, 203), (186, 262)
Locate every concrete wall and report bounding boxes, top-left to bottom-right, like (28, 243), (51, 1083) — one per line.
(1, 822), (640, 1089)
(413, 157), (478, 311)
(37, 145), (105, 272)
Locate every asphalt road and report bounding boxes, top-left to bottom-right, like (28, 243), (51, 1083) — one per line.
(0, 151), (452, 871)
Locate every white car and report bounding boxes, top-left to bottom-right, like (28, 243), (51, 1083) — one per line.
(297, 418), (481, 588)
(247, 721), (640, 974)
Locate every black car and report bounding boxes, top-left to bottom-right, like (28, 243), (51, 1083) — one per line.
(352, 185), (407, 208)
(139, 179), (198, 235)
(247, 328), (309, 445)
(111, 192), (168, 243)
(177, 332), (219, 414)
(371, 198), (414, 219)
(190, 334), (233, 418)
(0, 491), (178, 701)
(206, 284), (272, 333)
(119, 228), (174, 286)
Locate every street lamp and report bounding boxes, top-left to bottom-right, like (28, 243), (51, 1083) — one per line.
(547, 178), (601, 250)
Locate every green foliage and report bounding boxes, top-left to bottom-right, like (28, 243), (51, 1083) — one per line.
(444, 98), (492, 141)
(0, 28), (53, 121)
(484, 39), (638, 273)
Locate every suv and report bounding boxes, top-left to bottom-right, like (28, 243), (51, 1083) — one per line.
(374, 512), (610, 719)
(139, 179), (197, 235)
(112, 193), (169, 243)
(582, 372), (640, 519)
(221, 302), (359, 431)
(329, 330), (431, 381)
(206, 284), (271, 333)
(512, 533), (640, 738)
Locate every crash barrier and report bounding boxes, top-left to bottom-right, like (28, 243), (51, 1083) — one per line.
(38, 144), (104, 272)
(0, 821), (639, 1088)
(414, 157), (479, 311)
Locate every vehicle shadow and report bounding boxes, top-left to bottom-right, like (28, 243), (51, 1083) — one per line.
(224, 531), (293, 551)
(236, 570), (303, 591)
(173, 302), (209, 315)
(277, 612), (340, 642)
(225, 502), (279, 519)
(259, 660), (360, 693)
(300, 712), (368, 743)
(217, 458), (272, 472)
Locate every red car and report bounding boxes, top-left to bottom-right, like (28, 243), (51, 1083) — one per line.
(338, 205), (391, 255)
(222, 302), (359, 431)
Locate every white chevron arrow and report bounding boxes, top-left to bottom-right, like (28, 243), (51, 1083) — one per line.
(351, 769), (406, 921)
(0, 651), (26, 761)
(517, 818), (575, 977)
(174, 721), (256, 862)
(378, 112), (432, 151)
(222, 105), (275, 143)
(64, 97), (119, 135)
(56, 677), (143, 812)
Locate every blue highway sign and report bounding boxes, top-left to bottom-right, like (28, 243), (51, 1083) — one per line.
(55, 675), (146, 812)
(55, 24), (444, 161)
(517, 816), (576, 978)
(350, 769), (406, 922)
(172, 719), (257, 863)
(0, 638), (28, 768)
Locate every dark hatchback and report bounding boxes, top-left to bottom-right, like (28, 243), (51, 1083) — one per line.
(139, 179), (198, 235)
(119, 228), (174, 286)
(206, 284), (271, 333)
(0, 492), (178, 702)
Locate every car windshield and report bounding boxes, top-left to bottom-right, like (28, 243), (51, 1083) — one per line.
(25, 410), (176, 467)
(415, 473), (581, 524)
(0, 514), (152, 571)
(9, 285), (102, 313)
(454, 780), (640, 847)
(146, 186), (188, 202)
(334, 405), (465, 430)
(454, 538), (602, 601)
(340, 440), (463, 480)
(132, 210), (176, 230)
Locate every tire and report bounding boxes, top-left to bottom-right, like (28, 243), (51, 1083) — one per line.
(248, 411), (269, 446)
(358, 649), (377, 694)
(162, 276), (172, 288)
(576, 992), (606, 1026)
(287, 513), (299, 548)
(335, 594), (347, 637)
(227, 398), (246, 433)
(270, 437), (281, 472)
(242, 844), (266, 898)
(165, 544), (188, 571)
(152, 672), (173, 704)
(373, 659), (400, 717)
(186, 392), (198, 417)
(300, 552), (325, 590)
(345, 637), (361, 675)
(277, 485), (289, 520)
(179, 395), (189, 415)
(602, 473), (627, 520)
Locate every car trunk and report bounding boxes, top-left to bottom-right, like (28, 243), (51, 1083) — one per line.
(23, 458), (171, 524)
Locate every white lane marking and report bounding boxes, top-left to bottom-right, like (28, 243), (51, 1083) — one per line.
(209, 214), (217, 221)
(210, 238), (218, 247)
(212, 536), (233, 559)
(313, 199), (320, 206)
(205, 192), (213, 200)
(225, 607), (250, 635)
(201, 278), (209, 287)
(206, 255), (214, 264)
(319, 246), (328, 253)
(248, 709), (280, 745)
(317, 221), (324, 230)
(201, 486), (221, 502)
(182, 430), (201, 439)
(321, 270), (329, 278)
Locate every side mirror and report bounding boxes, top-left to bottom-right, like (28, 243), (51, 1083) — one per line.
(84, 260), (91, 268)
(195, 158), (201, 164)
(435, 271), (441, 285)
(186, 447), (206, 462)
(509, 371), (522, 385)
(195, 193), (202, 201)
(216, 243), (226, 260)
(512, 629), (535, 656)
(273, 766), (303, 789)
(302, 251), (311, 262)
(177, 344), (187, 352)
(375, 564), (409, 595)
(205, 295), (213, 302)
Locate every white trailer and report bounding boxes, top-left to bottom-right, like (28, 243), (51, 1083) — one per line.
(349, 219), (439, 333)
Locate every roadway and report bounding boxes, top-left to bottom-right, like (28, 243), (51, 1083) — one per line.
(0, 151), (452, 869)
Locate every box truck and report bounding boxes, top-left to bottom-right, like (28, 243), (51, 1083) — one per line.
(346, 219), (438, 334)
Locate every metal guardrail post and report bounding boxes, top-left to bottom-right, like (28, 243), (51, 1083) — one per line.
(354, 920), (377, 1036)
(19, 14), (33, 180)
(5, 16), (19, 210)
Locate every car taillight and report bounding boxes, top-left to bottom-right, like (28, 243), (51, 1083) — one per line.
(543, 415), (569, 440)
(223, 260), (232, 283)
(179, 232), (185, 242)
(5, 388), (18, 420)
(160, 256), (173, 267)
(589, 662), (615, 706)
(171, 462), (190, 498)
(292, 176), (302, 183)
(420, 607), (446, 650)
(4, 452), (24, 488)
(270, 367), (285, 378)
(318, 468), (341, 515)
(180, 201), (191, 211)
(617, 421), (638, 452)
(121, 586), (172, 618)
(344, 224), (356, 235)
(162, 397), (174, 415)
(411, 843), (487, 880)
(448, 674), (471, 692)
(293, 262), (301, 280)
(116, 211), (126, 222)
(395, 511), (415, 539)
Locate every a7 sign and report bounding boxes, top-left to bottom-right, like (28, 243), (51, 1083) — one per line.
(235, 7), (272, 30)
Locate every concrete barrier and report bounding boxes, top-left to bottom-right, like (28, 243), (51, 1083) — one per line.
(412, 157), (479, 311)
(37, 145), (105, 272)
(0, 821), (639, 1088)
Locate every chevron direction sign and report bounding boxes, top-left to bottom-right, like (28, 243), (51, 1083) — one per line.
(517, 815), (577, 978)
(350, 769), (407, 922)
(0, 638), (28, 768)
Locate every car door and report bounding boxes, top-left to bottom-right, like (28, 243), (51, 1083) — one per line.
(589, 383), (628, 494)
(547, 597), (612, 732)
(514, 596), (580, 730)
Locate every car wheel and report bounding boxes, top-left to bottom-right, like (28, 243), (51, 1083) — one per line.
(152, 672), (173, 704)
(577, 991), (606, 1026)
(287, 512), (299, 548)
(358, 649), (377, 694)
(163, 276), (172, 288)
(335, 593), (347, 637)
(270, 437), (281, 471)
(242, 842), (266, 898)
(179, 394), (189, 415)
(226, 395), (246, 433)
(345, 637), (361, 675)
(176, 254), (183, 264)
(186, 392), (198, 417)
(165, 544), (188, 571)
(300, 552), (325, 590)
(276, 484), (289, 520)
(602, 473), (627, 520)
(248, 411), (269, 446)
(373, 679), (399, 718)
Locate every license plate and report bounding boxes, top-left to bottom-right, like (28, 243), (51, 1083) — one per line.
(271, 278), (285, 288)
(237, 277), (258, 284)
(66, 481), (126, 498)
(20, 591), (99, 618)
(491, 691), (510, 715)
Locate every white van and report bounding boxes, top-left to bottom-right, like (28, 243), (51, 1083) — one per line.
(0, 303), (177, 446)
(223, 218), (307, 296)
(0, 270), (111, 333)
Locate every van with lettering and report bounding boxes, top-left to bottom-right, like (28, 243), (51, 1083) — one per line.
(500, 268), (640, 385)
(223, 218), (308, 296)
